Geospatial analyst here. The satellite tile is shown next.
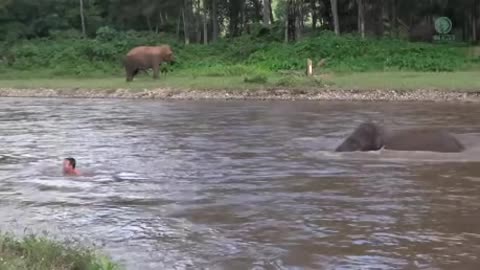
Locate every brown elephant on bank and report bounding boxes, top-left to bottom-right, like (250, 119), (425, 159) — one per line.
(123, 45), (176, 82)
(335, 121), (465, 153)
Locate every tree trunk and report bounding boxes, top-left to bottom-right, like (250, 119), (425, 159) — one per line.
(330, 0), (340, 35)
(79, 0), (86, 38)
(391, 0), (398, 37)
(203, 0), (208, 44)
(296, 3), (302, 40)
(286, 0), (297, 42)
(241, 1), (247, 35)
(263, 0), (271, 27)
(284, 6), (289, 43)
(228, 0), (244, 37)
(182, 7), (190, 45)
(176, 12), (181, 40)
(212, 0), (218, 41)
(160, 12), (165, 25)
(473, 1), (478, 43)
(197, 2), (202, 42)
(269, 0), (274, 24)
(311, 0), (318, 29)
(473, 14), (477, 43)
(155, 13), (161, 33)
(146, 15), (152, 32)
(377, 1), (385, 37)
(357, 0), (365, 38)
(253, 0), (262, 23)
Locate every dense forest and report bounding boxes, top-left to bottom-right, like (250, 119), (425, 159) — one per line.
(0, 0), (478, 42)
(0, 0), (478, 77)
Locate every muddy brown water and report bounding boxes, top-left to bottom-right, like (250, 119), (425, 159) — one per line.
(1, 97), (480, 270)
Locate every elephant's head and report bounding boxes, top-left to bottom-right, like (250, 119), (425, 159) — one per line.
(160, 45), (176, 64)
(335, 121), (385, 152)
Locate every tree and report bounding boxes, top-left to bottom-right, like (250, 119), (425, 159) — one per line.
(357, 0), (365, 38)
(263, 0), (271, 27)
(211, 0), (219, 41)
(330, 0), (339, 35)
(79, 0), (86, 37)
(203, 0), (208, 44)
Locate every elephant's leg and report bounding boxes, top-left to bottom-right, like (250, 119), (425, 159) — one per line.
(125, 67), (134, 82)
(125, 59), (139, 82)
(133, 69), (139, 77)
(160, 64), (168, 76)
(152, 65), (160, 79)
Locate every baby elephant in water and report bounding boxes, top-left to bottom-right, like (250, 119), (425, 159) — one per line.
(335, 121), (465, 153)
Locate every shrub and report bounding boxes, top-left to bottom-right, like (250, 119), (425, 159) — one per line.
(0, 231), (120, 270)
(1, 30), (472, 77)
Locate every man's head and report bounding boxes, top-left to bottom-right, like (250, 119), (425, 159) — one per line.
(63, 157), (76, 174)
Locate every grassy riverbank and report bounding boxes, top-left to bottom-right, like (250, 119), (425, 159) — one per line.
(1, 72), (480, 102)
(0, 71), (479, 92)
(1, 31), (479, 99)
(0, 232), (120, 270)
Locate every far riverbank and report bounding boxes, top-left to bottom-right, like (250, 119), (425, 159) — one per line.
(0, 71), (479, 102)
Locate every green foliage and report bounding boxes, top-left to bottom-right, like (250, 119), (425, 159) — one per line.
(0, 30), (472, 79)
(96, 26), (119, 42)
(0, 231), (120, 270)
(247, 32), (467, 72)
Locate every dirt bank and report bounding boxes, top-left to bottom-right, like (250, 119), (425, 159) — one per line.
(0, 87), (480, 102)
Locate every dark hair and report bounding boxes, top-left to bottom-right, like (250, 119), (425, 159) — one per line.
(65, 157), (76, 168)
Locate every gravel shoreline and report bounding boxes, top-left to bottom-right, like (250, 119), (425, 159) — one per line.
(1, 87), (480, 102)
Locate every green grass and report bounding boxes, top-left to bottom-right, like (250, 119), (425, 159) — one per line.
(328, 71), (480, 90)
(0, 71), (324, 91)
(0, 231), (120, 270)
(0, 71), (479, 92)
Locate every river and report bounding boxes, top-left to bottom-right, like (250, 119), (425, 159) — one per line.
(0, 97), (479, 270)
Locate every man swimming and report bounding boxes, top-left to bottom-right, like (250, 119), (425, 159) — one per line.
(63, 157), (81, 176)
